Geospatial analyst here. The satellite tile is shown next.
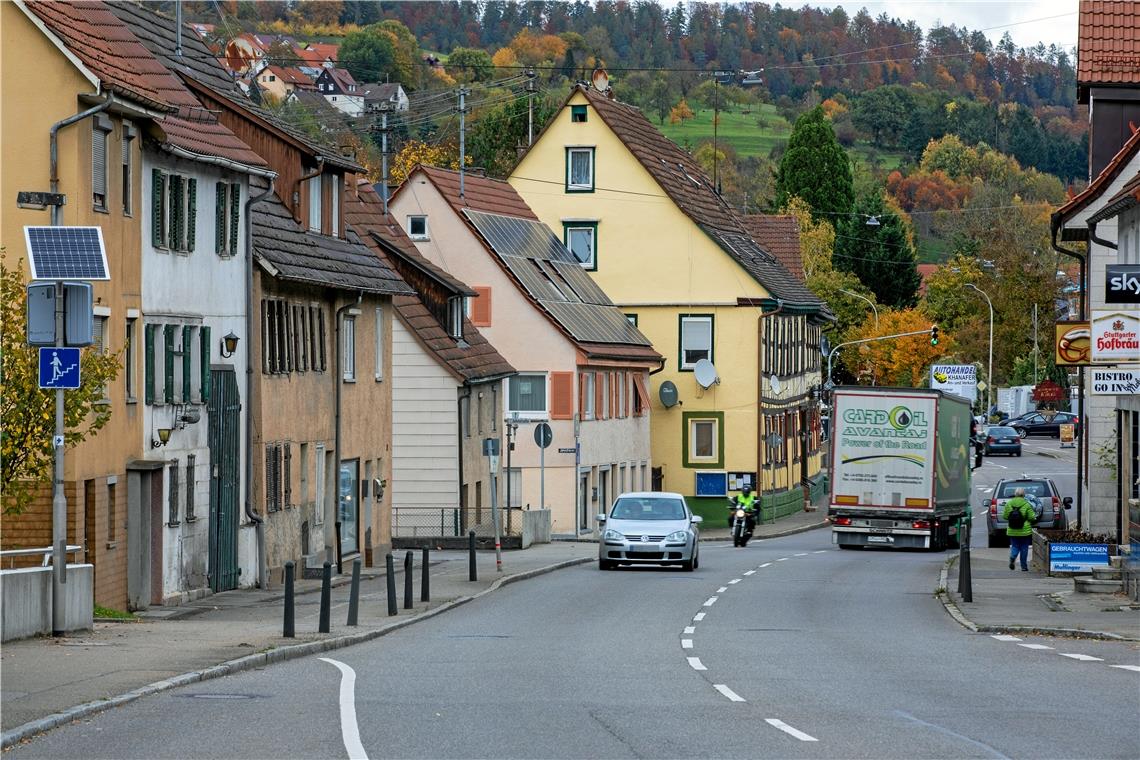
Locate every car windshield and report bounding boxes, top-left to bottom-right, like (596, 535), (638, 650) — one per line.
(997, 482), (1047, 499)
(610, 497), (687, 520)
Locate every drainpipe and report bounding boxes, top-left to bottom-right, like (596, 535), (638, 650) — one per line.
(50, 95), (113, 225)
(458, 385), (472, 528)
(1050, 220), (1088, 530)
(293, 158), (325, 224)
(756, 300), (784, 501)
(244, 177), (275, 590)
(1087, 220), (1119, 538)
(333, 292), (363, 575)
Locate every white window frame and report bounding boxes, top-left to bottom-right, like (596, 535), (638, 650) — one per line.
(689, 418), (718, 462)
(448, 297), (464, 339)
(680, 315), (714, 370)
(342, 315), (356, 381)
(565, 224), (596, 269)
(407, 215), (429, 241)
(326, 172), (340, 238)
(566, 147), (595, 192)
(92, 116), (111, 211)
(507, 373), (548, 421)
(374, 306), (384, 381)
(582, 372), (595, 420)
(307, 175), (322, 233)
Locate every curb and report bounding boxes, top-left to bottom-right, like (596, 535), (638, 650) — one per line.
(0, 556), (592, 750)
(702, 520), (829, 542)
(934, 556), (1130, 642)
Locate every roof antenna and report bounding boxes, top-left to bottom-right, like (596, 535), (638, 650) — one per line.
(175, 0), (183, 57)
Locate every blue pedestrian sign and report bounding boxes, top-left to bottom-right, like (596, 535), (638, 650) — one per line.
(39, 347), (80, 389)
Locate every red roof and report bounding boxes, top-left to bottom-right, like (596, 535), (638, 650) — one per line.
(741, 216), (804, 282)
(26, 1), (267, 170)
(298, 43), (338, 66)
(263, 66), (314, 87)
(916, 264), (939, 295)
(1077, 1), (1140, 101)
(407, 166), (540, 220)
(1053, 125), (1140, 224)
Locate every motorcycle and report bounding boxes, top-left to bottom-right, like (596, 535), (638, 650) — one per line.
(726, 500), (756, 547)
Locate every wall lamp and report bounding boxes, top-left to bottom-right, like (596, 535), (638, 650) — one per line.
(219, 331), (240, 358)
(152, 427), (172, 448)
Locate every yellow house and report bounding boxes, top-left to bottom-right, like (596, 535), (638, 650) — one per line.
(510, 84), (832, 519)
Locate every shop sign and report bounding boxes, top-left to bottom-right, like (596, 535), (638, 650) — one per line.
(1055, 321), (1090, 366)
(1091, 310), (1140, 363)
(1106, 264), (1140, 304)
(1091, 367), (1140, 395)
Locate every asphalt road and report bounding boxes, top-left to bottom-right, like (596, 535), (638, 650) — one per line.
(8, 523), (1138, 759)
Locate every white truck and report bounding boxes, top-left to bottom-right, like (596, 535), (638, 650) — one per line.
(828, 387), (973, 550)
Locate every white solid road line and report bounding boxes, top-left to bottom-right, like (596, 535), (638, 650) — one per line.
(714, 684), (746, 702)
(743, 570), (756, 576)
(320, 657), (368, 760)
(1111, 665), (1140, 672)
(704, 597), (718, 607)
(1018, 643), (1054, 650)
(687, 657), (707, 671)
(717, 586), (728, 593)
(991, 634), (1022, 642)
(1059, 653), (1104, 662)
(765, 719), (818, 742)
(693, 612), (706, 621)
(729, 578), (741, 584)
(684, 626), (696, 634)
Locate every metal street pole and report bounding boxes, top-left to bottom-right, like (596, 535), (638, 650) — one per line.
(51, 282), (67, 635)
(838, 289), (878, 385)
(966, 284), (994, 413)
(489, 451), (502, 573)
(826, 328), (936, 387)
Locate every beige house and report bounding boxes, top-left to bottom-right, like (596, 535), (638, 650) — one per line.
(389, 167), (662, 534)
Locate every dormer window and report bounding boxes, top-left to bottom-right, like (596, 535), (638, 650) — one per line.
(571, 105), (587, 123)
(307, 175), (321, 232)
(447, 296), (464, 339)
(407, 215), (428, 240)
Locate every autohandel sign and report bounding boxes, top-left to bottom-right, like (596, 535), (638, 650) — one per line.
(1106, 264), (1140, 304)
(929, 364), (977, 402)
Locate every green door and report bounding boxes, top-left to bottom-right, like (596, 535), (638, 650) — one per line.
(208, 369), (241, 591)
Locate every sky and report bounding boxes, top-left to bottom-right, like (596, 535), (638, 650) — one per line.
(809, 1), (1080, 50)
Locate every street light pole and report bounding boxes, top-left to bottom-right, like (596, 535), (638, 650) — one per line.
(826, 328), (936, 387)
(966, 284), (994, 414)
(838, 289), (879, 386)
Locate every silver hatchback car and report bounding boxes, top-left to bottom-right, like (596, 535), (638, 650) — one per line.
(597, 492), (702, 571)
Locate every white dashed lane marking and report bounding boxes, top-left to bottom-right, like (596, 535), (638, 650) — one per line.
(813, 550), (827, 553)
(1111, 665), (1140, 672)
(687, 657), (707, 671)
(1059, 653), (1104, 662)
(759, 563), (772, 568)
(794, 553), (808, 557)
(693, 612), (706, 622)
(1018, 644), (1054, 650)
(703, 597), (718, 607)
(683, 626), (696, 634)
(714, 684), (746, 702)
(717, 586), (728, 593)
(991, 635), (1022, 642)
(728, 578), (741, 584)
(776, 557), (789, 562)
(743, 570), (756, 576)
(766, 719), (818, 742)
(681, 639), (694, 649)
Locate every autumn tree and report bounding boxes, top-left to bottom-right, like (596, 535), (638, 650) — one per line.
(1, 256), (123, 514)
(390, 140), (467, 185)
(669, 98), (694, 125)
(775, 106), (854, 223)
(849, 307), (951, 388)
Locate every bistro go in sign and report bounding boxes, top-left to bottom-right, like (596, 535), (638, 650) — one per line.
(1091, 368), (1140, 395)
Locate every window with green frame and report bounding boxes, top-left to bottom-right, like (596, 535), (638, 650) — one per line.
(563, 221), (598, 269)
(682, 411), (724, 468)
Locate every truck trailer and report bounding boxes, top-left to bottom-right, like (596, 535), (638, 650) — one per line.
(828, 387), (973, 550)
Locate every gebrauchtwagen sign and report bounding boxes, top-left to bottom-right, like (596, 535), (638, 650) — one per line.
(1106, 264), (1140, 304)
(1049, 543), (1110, 573)
(1091, 368), (1140, 395)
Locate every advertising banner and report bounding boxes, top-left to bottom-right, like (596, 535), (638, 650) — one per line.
(1106, 264), (1140, 304)
(1091, 310), (1140, 363)
(1049, 543), (1110, 573)
(929, 364), (977, 403)
(1055, 321), (1091, 366)
(1091, 368), (1140, 395)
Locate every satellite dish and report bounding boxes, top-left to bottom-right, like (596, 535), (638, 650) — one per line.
(591, 68), (610, 92)
(693, 359), (720, 389)
(770, 375), (782, 395)
(659, 381), (679, 408)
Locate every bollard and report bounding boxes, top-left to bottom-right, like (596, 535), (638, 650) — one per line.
(468, 530), (477, 582)
(961, 545), (973, 603)
(318, 561), (332, 633)
(283, 561), (295, 638)
(421, 547), (430, 602)
(385, 552), (397, 616)
(403, 550), (414, 609)
(347, 557), (362, 626)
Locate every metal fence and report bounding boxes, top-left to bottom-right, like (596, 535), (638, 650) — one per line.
(391, 506), (528, 539)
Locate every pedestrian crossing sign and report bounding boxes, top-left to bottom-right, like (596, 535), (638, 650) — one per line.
(39, 347), (80, 389)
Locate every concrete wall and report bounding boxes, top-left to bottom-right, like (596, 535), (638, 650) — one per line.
(520, 509), (552, 548)
(1, 565), (94, 642)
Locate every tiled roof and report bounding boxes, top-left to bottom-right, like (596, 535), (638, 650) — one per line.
(1088, 170), (1140, 222)
(1077, 1), (1140, 99)
(741, 216), (804, 281)
(574, 87), (827, 313)
(916, 263), (939, 295)
(264, 66), (314, 87)
(409, 165), (539, 220)
(253, 190), (413, 296)
(298, 43), (338, 65)
(107, 1), (361, 172)
(1053, 125), (1140, 229)
(328, 68), (358, 91)
(27, 1), (268, 170)
(343, 183), (515, 382)
(363, 82), (404, 102)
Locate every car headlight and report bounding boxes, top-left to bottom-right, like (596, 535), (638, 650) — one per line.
(603, 529), (623, 541)
(666, 530), (689, 542)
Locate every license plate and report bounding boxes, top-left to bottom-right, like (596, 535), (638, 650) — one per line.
(867, 535), (892, 543)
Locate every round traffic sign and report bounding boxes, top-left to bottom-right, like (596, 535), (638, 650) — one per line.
(534, 422), (553, 448)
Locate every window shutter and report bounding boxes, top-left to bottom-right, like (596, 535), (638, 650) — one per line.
(578, 373), (585, 417)
(186, 178), (196, 251)
(318, 308), (327, 370)
(283, 443), (292, 508)
(471, 286), (492, 327)
(215, 182), (226, 253)
(163, 324), (175, 403)
(169, 177), (182, 249)
(152, 169), (164, 247)
(182, 326), (193, 402)
(595, 375), (604, 419)
(550, 371), (574, 420)
(200, 326), (211, 402)
(261, 299), (271, 374)
(144, 323), (155, 404)
(230, 183), (240, 255)
(92, 127), (106, 199)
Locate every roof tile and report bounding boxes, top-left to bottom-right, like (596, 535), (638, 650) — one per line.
(740, 216), (804, 282)
(1077, 0), (1140, 93)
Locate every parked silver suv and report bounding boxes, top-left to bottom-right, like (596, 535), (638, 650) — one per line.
(985, 476), (1072, 547)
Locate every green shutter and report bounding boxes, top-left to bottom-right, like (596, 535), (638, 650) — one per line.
(163, 324), (175, 403)
(200, 325), (211, 402)
(229, 183), (240, 256)
(169, 178), (181, 249)
(182, 325), (192, 402)
(186, 178), (196, 252)
(215, 182), (226, 253)
(144, 323), (155, 404)
(151, 169), (164, 248)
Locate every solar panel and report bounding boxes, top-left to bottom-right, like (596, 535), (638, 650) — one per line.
(24, 226), (110, 281)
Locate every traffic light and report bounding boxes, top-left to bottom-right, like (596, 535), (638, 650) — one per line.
(930, 325), (939, 346)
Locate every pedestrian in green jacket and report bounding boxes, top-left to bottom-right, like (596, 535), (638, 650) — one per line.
(1002, 488), (1036, 571)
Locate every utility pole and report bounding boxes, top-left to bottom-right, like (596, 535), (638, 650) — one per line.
(1033, 303), (1039, 384)
(375, 101), (392, 214)
(458, 86), (469, 199)
(525, 69), (537, 146)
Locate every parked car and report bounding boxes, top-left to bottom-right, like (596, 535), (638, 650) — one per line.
(1002, 411), (1080, 438)
(597, 492), (702, 571)
(983, 425), (1022, 456)
(986, 476), (1072, 547)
